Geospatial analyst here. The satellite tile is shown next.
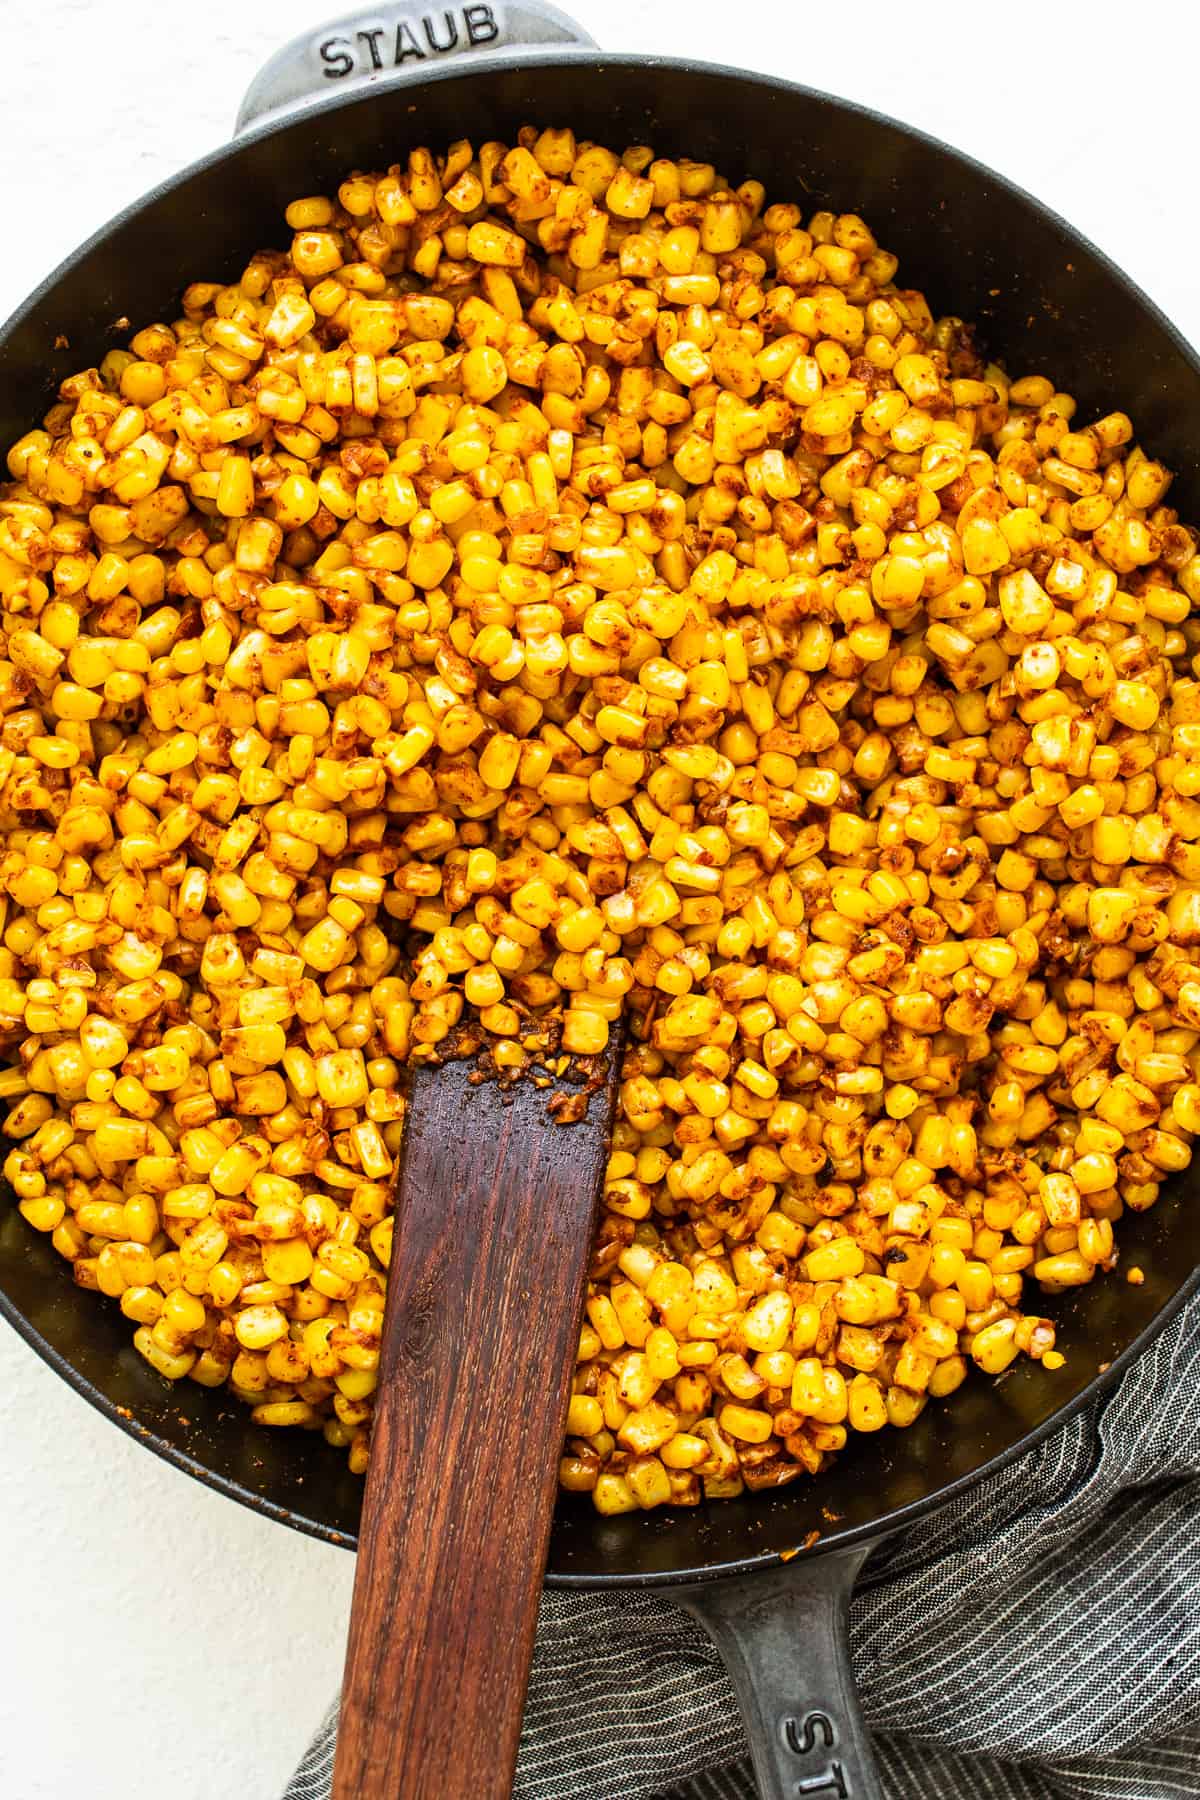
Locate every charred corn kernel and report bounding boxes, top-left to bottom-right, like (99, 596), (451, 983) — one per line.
(847, 1375), (888, 1432)
(80, 1016), (129, 1069)
(742, 1291), (793, 1352)
(121, 1286), (163, 1326)
(134, 1328), (196, 1381)
(234, 1304), (289, 1350)
(562, 1008), (609, 1054)
(971, 1318), (1020, 1374)
(645, 1326), (681, 1379)
(1033, 1251), (1094, 1288)
(593, 1472), (637, 1515)
(261, 1238), (315, 1285)
(804, 1238), (865, 1282)
(566, 1394), (604, 1436)
(660, 1432), (707, 1470)
(587, 1294), (625, 1350)
(719, 1403), (773, 1444)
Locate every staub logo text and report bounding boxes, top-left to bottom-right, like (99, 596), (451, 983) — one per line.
(781, 1712), (850, 1797)
(318, 5), (500, 77)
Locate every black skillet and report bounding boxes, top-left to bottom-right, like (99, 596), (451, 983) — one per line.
(3, 9), (1200, 1795)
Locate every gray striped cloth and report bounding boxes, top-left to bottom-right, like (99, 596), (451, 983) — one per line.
(285, 1291), (1200, 1800)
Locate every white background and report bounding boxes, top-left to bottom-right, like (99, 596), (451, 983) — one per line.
(2, 3), (1199, 1797)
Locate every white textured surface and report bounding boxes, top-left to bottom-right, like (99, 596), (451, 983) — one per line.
(2, 4), (1199, 1798)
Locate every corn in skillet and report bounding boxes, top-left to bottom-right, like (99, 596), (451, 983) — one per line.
(3, 128), (1200, 1511)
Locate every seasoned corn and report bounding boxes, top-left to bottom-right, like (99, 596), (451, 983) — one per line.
(4, 125), (1199, 1515)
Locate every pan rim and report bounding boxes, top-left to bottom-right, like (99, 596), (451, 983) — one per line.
(5, 1240), (1198, 1582)
(5, 46), (1200, 388)
(3, 45), (1200, 1584)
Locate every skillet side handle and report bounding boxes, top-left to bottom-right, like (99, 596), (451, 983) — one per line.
(235, 0), (596, 133)
(674, 1543), (883, 1800)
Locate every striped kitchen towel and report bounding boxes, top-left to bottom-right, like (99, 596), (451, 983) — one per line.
(285, 1289), (1200, 1799)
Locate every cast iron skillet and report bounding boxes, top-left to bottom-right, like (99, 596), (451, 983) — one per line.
(3, 8), (1200, 1794)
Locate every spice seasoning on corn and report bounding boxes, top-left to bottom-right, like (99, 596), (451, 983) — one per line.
(3, 128), (1200, 1512)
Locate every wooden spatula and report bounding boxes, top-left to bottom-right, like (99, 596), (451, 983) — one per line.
(332, 1045), (620, 1800)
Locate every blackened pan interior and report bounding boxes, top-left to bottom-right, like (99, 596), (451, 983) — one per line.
(2, 53), (1198, 1584)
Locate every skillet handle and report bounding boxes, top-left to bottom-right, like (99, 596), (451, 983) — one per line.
(235, 0), (596, 133)
(674, 1543), (883, 1800)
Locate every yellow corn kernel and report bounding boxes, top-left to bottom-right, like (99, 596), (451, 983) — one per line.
(719, 1403), (773, 1444)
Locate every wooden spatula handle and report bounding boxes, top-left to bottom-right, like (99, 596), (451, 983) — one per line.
(332, 1055), (616, 1800)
